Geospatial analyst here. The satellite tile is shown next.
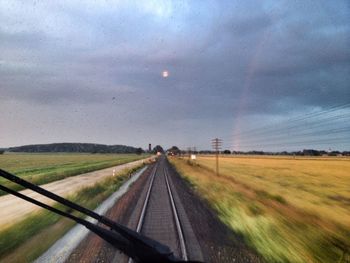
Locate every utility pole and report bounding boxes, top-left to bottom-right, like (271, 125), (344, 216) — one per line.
(187, 147), (192, 160)
(211, 138), (222, 176)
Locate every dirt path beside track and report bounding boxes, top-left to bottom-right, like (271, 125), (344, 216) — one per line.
(0, 158), (150, 228)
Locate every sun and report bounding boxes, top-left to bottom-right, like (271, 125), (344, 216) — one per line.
(162, 70), (169, 78)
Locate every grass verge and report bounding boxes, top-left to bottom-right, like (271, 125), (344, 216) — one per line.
(0, 163), (145, 263)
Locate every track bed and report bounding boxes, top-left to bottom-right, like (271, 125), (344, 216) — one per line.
(67, 157), (261, 263)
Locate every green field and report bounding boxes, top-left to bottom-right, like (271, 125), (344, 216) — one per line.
(170, 155), (350, 263)
(0, 153), (148, 194)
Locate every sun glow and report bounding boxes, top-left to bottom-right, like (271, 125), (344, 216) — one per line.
(162, 70), (169, 78)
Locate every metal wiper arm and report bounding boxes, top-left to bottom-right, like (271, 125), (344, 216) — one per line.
(0, 168), (202, 263)
(0, 184), (133, 257)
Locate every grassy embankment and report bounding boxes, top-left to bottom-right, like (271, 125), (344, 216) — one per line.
(170, 155), (350, 263)
(0, 153), (148, 195)
(0, 163), (147, 263)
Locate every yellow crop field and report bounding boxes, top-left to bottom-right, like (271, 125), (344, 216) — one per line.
(170, 155), (350, 263)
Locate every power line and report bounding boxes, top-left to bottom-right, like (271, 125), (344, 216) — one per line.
(225, 103), (350, 150)
(228, 103), (350, 140)
(230, 113), (350, 138)
(233, 137), (349, 149)
(230, 125), (350, 144)
(229, 112), (350, 141)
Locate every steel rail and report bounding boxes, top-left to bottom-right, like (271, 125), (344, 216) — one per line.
(129, 158), (189, 262)
(128, 162), (159, 263)
(128, 160), (188, 263)
(164, 166), (188, 261)
(136, 163), (158, 232)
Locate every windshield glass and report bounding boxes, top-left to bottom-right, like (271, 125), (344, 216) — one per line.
(0, 1), (349, 263)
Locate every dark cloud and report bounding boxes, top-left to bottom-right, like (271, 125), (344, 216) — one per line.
(228, 14), (273, 37)
(0, 0), (349, 150)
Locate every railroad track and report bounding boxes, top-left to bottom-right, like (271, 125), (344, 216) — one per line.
(127, 156), (188, 262)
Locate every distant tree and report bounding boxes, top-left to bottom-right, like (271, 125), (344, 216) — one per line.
(223, 150), (231, 154)
(0, 150), (4, 155)
(168, 146), (180, 155)
(248, 151), (265, 155)
(152, 145), (164, 154)
(135, 147), (144, 155)
(199, 150), (213, 154)
(329, 151), (341, 156)
(303, 149), (321, 156)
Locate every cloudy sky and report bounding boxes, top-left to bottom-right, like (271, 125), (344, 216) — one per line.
(1, 0), (349, 151)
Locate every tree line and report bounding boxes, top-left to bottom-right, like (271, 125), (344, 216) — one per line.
(1, 144), (348, 156)
(3, 143), (145, 154)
